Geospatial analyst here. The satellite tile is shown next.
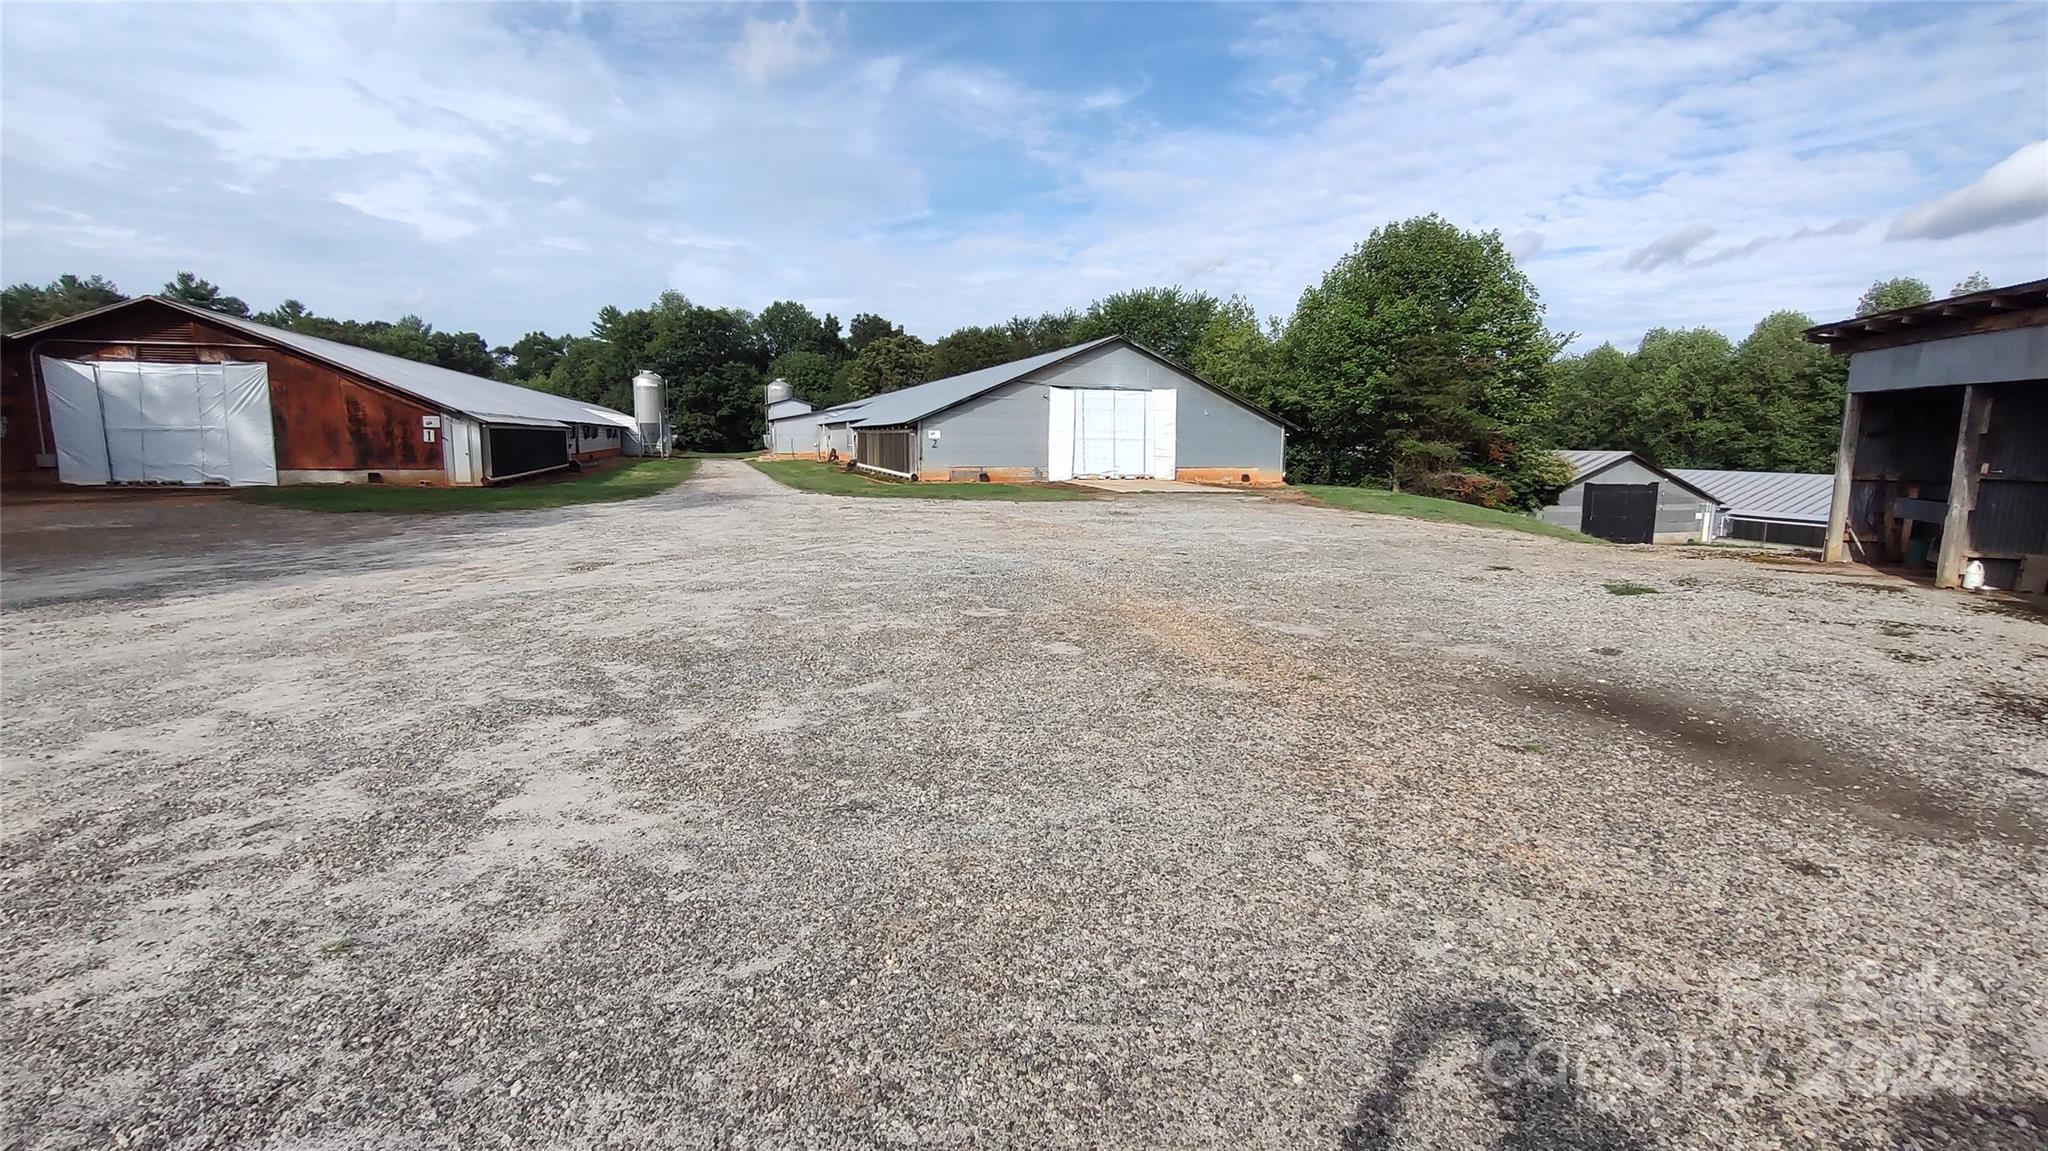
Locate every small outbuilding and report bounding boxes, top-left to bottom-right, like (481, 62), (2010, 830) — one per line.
(1, 296), (638, 488)
(1540, 450), (1721, 543)
(765, 336), (1287, 484)
(1806, 278), (2048, 591)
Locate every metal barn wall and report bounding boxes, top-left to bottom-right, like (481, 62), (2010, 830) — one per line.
(1972, 382), (2048, 570)
(2, 301), (447, 485)
(767, 413), (828, 455)
(1029, 344), (1285, 473)
(1847, 327), (2048, 393)
(1538, 458), (1717, 541)
(917, 379), (1050, 476)
(567, 422), (623, 462)
(915, 343), (1285, 478)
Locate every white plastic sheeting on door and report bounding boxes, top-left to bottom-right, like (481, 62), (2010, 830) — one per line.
(38, 357), (277, 485)
(1147, 388), (1176, 480)
(1075, 388), (1149, 478)
(41, 358), (112, 485)
(1047, 387), (1076, 481)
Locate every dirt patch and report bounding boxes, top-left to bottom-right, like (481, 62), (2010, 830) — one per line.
(1508, 677), (2043, 846)
(1978, 685), (2048, 725)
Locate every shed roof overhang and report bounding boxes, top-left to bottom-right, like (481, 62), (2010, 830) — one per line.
(1804, 278), (2048, 356)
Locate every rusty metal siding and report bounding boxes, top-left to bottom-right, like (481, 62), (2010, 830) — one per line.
(267, 357), (440, 471)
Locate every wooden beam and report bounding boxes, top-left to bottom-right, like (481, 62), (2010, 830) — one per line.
(1935, 385), (1990, 588)
(1824, 391), (1864, 563)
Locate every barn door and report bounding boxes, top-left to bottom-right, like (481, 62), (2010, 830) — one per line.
(1581, 483), (1657, 543)
(1072, 388), (1151, 478)
(39, 357), (276, 486)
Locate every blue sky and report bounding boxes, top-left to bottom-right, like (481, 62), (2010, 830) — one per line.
(3, 2), (2044, 351)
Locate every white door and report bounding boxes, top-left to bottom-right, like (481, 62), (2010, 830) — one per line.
(38, 357), (277, 486)
(1071, 388), (1152, 478)
(1147, 388), (1176, 480)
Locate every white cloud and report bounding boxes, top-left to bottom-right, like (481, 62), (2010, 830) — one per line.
(1887, 140), (2048, 241)
(729, 3), (831, 85)
(1, 2), (2043, 350)
(1625, 225), (1717, 272)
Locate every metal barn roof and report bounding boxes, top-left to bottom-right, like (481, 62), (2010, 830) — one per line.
(781, 398), (870, 425)
(1558, 449), (1636, 480)
(840, 337), (1121, 428)
(11, 295), (636, 431)
(1670, 469), (1834, 524)
(1555, 449), (1722, 505)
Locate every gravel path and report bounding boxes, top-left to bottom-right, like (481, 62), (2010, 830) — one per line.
(4, 460), (2045, 1150)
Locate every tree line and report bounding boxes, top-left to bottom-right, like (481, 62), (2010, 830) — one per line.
(1, 236), (1991, 509)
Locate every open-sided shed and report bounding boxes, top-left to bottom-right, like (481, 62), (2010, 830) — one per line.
(1806, 278), (2048, 590)
(1, 297), (637, 487)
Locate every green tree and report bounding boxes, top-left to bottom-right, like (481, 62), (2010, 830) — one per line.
(930, 324), (1019, 378)
(769, 350), (842, 406)
(1279, 214), (1564, 491)
(1621, 327), (1736, 466)
(1069, 286), (1218, 363)
(497, 332), (571, 383)
(1007, 310), (1080, 353)
(848, 312), (903, 353)
(841, 333), (931, 399)
(755, 300), (840, 362)
(1537, 343), (1632, 451)
(1855, 276), (1932, 316)
(161, 271), (249, 317)
(1951, 271), (1993, 296)
(1, 274), (125, 333)
(1188, 294), (1281, 405)
(254, 298), (313, 328)
(1734, 310), (1846, 472)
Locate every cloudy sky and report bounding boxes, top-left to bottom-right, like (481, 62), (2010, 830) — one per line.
(3, 2), (2044, 351)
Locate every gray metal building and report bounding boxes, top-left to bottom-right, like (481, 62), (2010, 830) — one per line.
(1806, 278), (2048, 591)
(1540, 450), (1721, 543)
(1670, 469), (1834, 548)
(776, 337), (1287, 484)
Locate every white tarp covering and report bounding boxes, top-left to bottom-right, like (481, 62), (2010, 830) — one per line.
(1147, 388), (1177, 480)
(39, 357), (277, 486)
(1046, 387), (1076, 482)
(42, 357), (111, 485)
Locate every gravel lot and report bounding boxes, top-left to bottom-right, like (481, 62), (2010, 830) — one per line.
(4, 460), (2045, 1150)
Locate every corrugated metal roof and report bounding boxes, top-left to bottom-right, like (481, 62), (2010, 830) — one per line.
(20, 296), (636, 430)
(1671, 468), (1834, 524)
(843, 337), (1121, 427)
(1558, 449), (1636, 480)
(1555, 448), (1723, 505)
(785, 399), (865, 424)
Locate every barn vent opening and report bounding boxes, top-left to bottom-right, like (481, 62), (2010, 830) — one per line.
(366, 472), (384, 484)
(1240, 473), (1250, 483)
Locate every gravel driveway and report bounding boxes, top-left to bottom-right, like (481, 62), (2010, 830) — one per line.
(4, 460), (2045, 1150)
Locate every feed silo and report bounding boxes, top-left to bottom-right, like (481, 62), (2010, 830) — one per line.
(632, 370), (667, 457)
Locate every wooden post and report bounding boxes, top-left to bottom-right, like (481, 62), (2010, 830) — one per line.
(1935, 385), (1989, 588)
(1824, 391), (1864, 563)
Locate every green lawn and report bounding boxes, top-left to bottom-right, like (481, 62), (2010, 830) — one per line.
(1295, 484), (1598, 543)
(238, 458), (700, 513)
(748, 459), (1094, 501)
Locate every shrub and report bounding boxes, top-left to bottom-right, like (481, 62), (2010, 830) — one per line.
(1410, 470), (1515, 509)
(1483, 446), (1577, 512)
